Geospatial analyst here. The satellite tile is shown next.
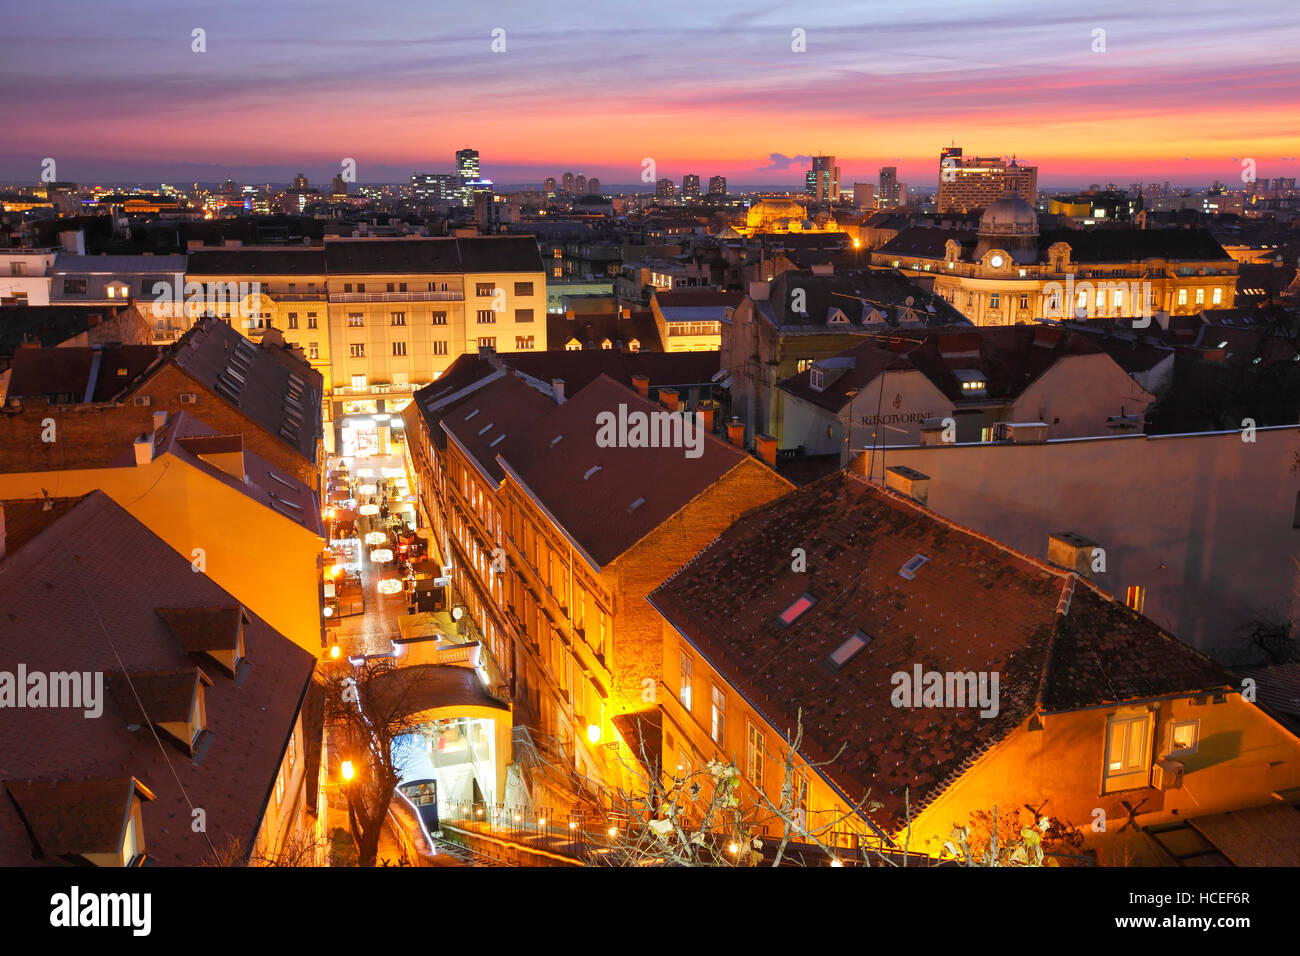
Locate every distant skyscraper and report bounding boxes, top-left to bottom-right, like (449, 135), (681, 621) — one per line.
(809, 155), (840, 202)
(456, 148), (480, 181)
(682, 174), (701, 198)
(562, 172), (575, 194)
(332, 173), (348, 197)
(544, 176), (557, 194)
(879, 166), (899, 207)
(411, 173), (459, 203)
(936, 146), (1037, 212)
(587, 178), (600, 195)
(292, 173), (308, 190)
(709, 175), (726, 195)
(656, 178), (675, 199)
(852, 182), (875, 210)
(575, 173), (587, 194)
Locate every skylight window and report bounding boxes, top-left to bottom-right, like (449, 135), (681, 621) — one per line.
(489, 434), (506, 447)
(628, 496), (646, 513)
(825, 630), (871, 673)
(550, 434), (564, 446)
(583, 465), (602, 480)
(478, 422), (493, 435)
(899, 554), (929, 580)
(778, 593), (816, 626)
(464, 408), (479, 421)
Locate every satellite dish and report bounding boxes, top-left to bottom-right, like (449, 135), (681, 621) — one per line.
(905, 296), (914, 307)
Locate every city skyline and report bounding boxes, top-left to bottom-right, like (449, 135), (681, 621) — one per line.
(1, 0), (1297, 187)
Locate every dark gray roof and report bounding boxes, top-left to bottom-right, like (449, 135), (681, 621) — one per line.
(323, 237), (543, 274)
(186, 249), (326, 275)
(761, 268), (969, 330)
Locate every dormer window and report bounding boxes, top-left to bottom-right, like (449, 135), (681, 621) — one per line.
(810, 368), (824, 391)
(5, 777), (156, 867)
(954, 369), (987, 394)
(108, 668), (214, 757)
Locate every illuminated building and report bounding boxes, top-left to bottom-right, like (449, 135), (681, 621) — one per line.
(681, 174), (701, 199)
(936, 146), (1037, 213)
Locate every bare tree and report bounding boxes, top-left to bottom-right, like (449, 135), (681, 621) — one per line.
(319, 659), (438, 867)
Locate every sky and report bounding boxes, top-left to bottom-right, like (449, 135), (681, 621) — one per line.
(1, 0), (1298, 190)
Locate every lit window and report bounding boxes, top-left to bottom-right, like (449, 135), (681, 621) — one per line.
(1178, 289), (1187, 305)
(348, 313), (364, 327)
(746, 722), (765, 787)
(349, 343), (365, 357)
(679, 652), (692, 710)
(711, 686), (726, 743)
(1212, 288), (1222, 305)
(1195, 288), (1205, 304)
(778, 593), (815, 626)
(1125, 585), (1146, 614)
(1168, 720), (1199, 755)
(351, 374), (367, 389)
(276, 763), (285, 805)
(289, 729), (297, 768)
(1103, 713), (1151, 791)
(989, 293), (1000, 309)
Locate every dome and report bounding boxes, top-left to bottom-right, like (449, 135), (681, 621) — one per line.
(979, 193), (1038, 237)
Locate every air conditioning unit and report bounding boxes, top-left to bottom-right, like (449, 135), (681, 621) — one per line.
(1152, 759), (1184, 791)
(133, 395), (152, 407)
(179, 393), (197, 405)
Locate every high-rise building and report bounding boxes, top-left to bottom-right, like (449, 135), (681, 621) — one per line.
(936, 146), (1037, 212)
(587, 178), (600, 195)
(332, 173), (348, 197)
(682, 174), (701, 198)
(456, 148), (480, 182)
(411, 173), (460, 203)
(852, 182), (875, 210)
(575, 173), (587, 194)
(292, 173), (308, 191)
(709, 175), (726, 195)
(879, 166), (900, 207)
(562, 172), (575, 194)
(656, 178), (675, 198)
(544, 176), (557, 194)
(809, 155), (840, 202)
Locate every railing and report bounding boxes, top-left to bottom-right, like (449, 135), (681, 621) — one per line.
(331, 291), (464, 303)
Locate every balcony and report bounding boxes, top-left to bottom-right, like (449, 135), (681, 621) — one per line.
(330, 290), (464, 303)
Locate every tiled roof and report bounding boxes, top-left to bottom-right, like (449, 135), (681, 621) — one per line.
(163, 317), (322, 462)
(0, 492), (315, 866)
(186, 248), (326, 275)
(5, 343), (165, 402)
(4, 778), (151, 862)
(0, 305), (134, 356)
(877, 228), (976, 259)
(653, 290), (745, 309)
(760, 269), (968, 330)
(438, 373), (553, 483)
(156, 606), (244, 653)
(323, 236), (544, 274)
(0, 496), (88, 556)
(107, 668), (209, 725)
(648, 472), (1234, 830)
(547, 310), (664, 352)
(52, 254), (188, 275)
(500, 374), (752, 569)
(1039, 228), (1232, 263)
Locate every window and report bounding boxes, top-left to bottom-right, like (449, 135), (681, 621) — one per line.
(276, 763), (285, 805)
(679, 652), (692, 710)
(432, 311), (447, 325)
(477, 310), (496, 324)
(391, 312), (406, 326)
(514, 282), (534, 296)
(349, 343), (365, 357)
(308, 342), (319, 360)
(746, 722), (765, 787)
(386, 282), (395, 292)
(121, 804), (144, 866)
(515, 308), (534, 323)
(778, 593), (815, 626)
(392, 341), (407, 356)
(288, 728), (297, 768)
(1168, 720), (1199, 756)
(344, 283), (353, 293)
(1195, 288), (1205, 305)
(1212, 288), (1223, 305)
(1019, 293), (1029, 309)
(989, 293), (1000, 309)
(307, 312), (318, 329)
(287, 313), (299, 329)
(553, 266), (562, 278)
(1125, 585), (1146, 614)
(351, 374), (367, 389)
(348, 313), (364, 327)
(357, 283), (366, 293)
(1113, 288), (1123, 310)
(475, 282), (495, 296)
(63, 278), (87, 295)
(515, 335), (534, 350)
(711, 686), (726, 743)
(1177, 289), (1187, 305)
(432, 341), (448, 355)
(966, 291), (973, 307)
(795, 358), (813, 374)
(10, 262), (25, 276)
(1103, 713), (1151, 791)
(478, 337), (496, 350)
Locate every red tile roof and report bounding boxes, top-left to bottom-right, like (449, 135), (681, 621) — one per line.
(648, 471), (1234, 831)
(0, 492), (316, 866)
(4, 778), (153, 863)
(5, 344), (164, 402)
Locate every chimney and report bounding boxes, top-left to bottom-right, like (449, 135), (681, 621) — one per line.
(551, 378), (566, 405)
(884, 465), (930, 505)
(919, 418), (949, 446)
(620, 306), (630, 319)
(565, 308), (576, 319)
(754, 434), (777, 465)
(659, 388), (679, 412)
(133, 432), (154, 466)
(1047, 532), (1101, 578)
(152, 410), (167, 432)
(727, 417), (745, 449)
(697, 399), (719, 432)
(631, 374), (650, 398)
(748, 280), (771, 301)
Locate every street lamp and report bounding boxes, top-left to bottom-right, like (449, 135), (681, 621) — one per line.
(587, 723), (601, 744)
(340, 760), (354, 781)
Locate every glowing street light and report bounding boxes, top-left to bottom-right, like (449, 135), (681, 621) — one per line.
(370, 548), (394, 563)
(587, 723), (601, 744)
(364, 531), (387, 546)
(359, 504), (380, 516)
(329, 645), (341, 659)
(377, 578), (402, 595)
(830, 857), (844, 867)
(340, 760), (354, 781)
(728, 842), (740, 855)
